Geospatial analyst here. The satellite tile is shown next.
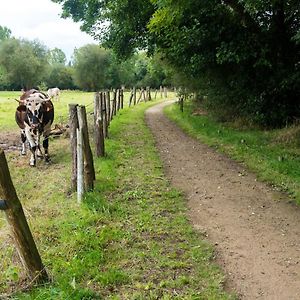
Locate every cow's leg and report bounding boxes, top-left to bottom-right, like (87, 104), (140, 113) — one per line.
(43, 124), (52, 163)
(25, 128), (37, 167)
(20, 130), (27, 155)
(43, 136), (51, 163)
(29, 146), (37, 166)
(36, 132), (43, 158)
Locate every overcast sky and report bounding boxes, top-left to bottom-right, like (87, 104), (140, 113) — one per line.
(0, 0), (97, 61)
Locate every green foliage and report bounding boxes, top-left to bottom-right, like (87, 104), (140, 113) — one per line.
(47, 47), (67, 65)
(0, 25), (11, 41)
(72, 44), (112, 91)
(0, 38), (49, 90)
(54, 0), (300, 127)
(46, 64), (76, 89)
(52, 0), (155, 58)
(149, 0), (300, 126)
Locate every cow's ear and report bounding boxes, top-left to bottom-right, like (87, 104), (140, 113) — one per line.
(17, 105), (26, 112)
(43, 101), (53, 112)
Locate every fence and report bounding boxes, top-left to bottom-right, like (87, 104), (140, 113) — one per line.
(0, 149), (48, 284)
(69, 87), (169, 202)
(0, 85), (169, 287)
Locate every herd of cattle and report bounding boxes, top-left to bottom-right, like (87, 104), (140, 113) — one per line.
(15, 88), (60, 166)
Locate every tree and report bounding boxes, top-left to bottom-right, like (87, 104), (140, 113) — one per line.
(148, 0), (300, 126)
(0, 38), (49, 90)
(54, 0), (300, 126)
(72, 44), (111, 91)
(52, 0), (155, 58)
(47, 48), (67, 65)
(0, 25), (11, 41)
(45, 64), (75, 89)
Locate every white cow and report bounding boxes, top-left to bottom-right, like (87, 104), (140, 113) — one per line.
(47, 87), (60, 101)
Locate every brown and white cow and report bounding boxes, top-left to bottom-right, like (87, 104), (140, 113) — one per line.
(15, 89), (54, 166)
(47, 87), (60, 101)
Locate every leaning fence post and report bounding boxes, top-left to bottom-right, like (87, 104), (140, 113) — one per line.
(117, 89), (121, 111)
(0, 149), (48, 282)
(106, 91), (111, 127)
(94, 93), (105, 157)
(120, 88), (124, 109)
(77, 105), (95, 192)
(129, 89), (134, 107)
(111, 89), (117, 119)
(133, 87), (137, 105)
(102, 92), (108, 139)
(69, 104), (78, 192)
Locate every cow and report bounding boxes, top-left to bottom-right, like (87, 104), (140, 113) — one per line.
(47, 87), (60, 101)
(15, 89), (54, 166)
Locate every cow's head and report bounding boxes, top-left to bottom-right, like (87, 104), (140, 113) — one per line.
(24, 93), (50, 129)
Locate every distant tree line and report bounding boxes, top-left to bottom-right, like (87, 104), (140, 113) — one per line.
(53, 0), (300, 127)
(0, 25), (170, 92)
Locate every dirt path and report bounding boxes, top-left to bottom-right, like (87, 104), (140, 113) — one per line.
(145, 101), (300, 299)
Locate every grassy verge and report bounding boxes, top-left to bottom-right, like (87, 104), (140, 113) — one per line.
(165, 100), (300, 204)
(0, 97), (233, 299)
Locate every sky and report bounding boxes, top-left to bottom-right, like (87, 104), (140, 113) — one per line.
(0, 0), (97, 61)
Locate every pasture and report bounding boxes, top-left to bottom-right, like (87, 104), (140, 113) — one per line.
(0, 91), (233, 299)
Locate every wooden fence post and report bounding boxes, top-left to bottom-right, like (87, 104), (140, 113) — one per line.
(111, 90), (117, 119)
(146, 87), (151, 101)
(164, 87), (168, 98)
(77, 105), (95, 192)
(69, 104), (78, 192)
(180, 96), (184, 112)
(94, 93), (105, 157)
(106, 91), (111, 127)
(101, 92), (108, 139)
(133, 87), (136, 105)
(117, 89), (121, 111)
(0, 149), (48, 282)
(129, 89), (134, 107)
(76, 127), (84, 203)
(160, 86), (163, 98)
(142, 88), (146, 102)
(120, 88), (124, 109)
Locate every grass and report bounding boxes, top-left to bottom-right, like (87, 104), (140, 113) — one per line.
(0, 93), (233, 299)
(165, 100), (300, 204)
(0, 90), (97, 131)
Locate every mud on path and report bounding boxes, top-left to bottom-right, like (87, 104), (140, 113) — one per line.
(0, 130), (21, 152)
(145, 101), (300, 299)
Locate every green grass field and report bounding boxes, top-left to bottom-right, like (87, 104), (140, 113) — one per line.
(0, 92), (233, 299)
(0, 90), (96, 131)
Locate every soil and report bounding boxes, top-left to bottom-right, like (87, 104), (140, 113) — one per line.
(145, 101), (300, 300)
(0, 130), (21, 152)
